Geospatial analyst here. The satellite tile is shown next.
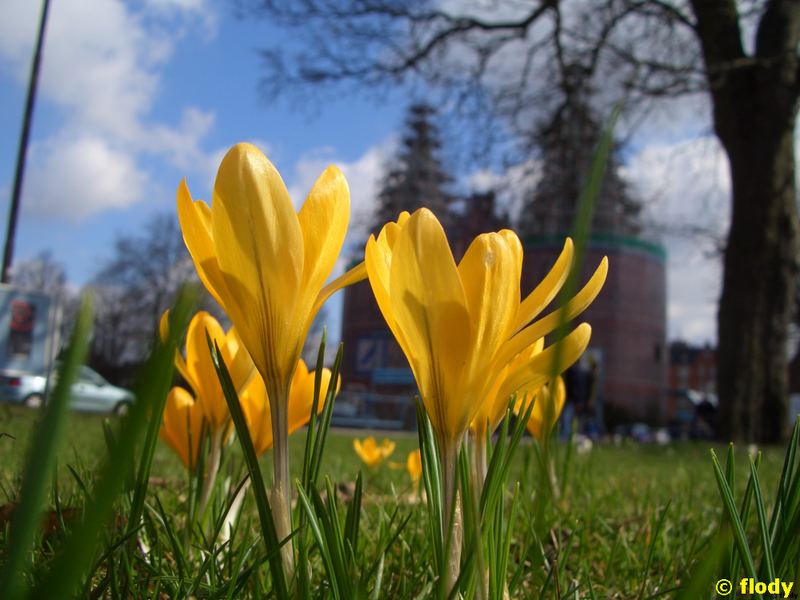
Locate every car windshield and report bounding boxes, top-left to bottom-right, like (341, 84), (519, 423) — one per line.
(78, 366), (106, 386)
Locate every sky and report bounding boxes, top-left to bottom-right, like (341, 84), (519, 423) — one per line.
(0, 0), (732, 346)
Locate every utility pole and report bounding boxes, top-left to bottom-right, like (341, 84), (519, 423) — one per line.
(2, 0), (51, 283)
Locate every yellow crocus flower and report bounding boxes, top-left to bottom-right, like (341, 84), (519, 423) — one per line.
(177, 143), (364, 398)
(470, 338), (545, 439)
(239, 359), (336, 457)
(160, 387), (205, 469)
(365, 207), (605, 593)
(522, 376), (567, 440)
(177, 143), (365, 572)
(175, 311), (255, 432)
(365, 208), (605, 448)
(352, 436), (396, 467)
(407, 449), (423, 483)
(160, 310), (255, 513)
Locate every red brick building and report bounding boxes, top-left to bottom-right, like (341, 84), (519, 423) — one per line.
(522, 235), (667, 424)
(668, 342), (716, 393)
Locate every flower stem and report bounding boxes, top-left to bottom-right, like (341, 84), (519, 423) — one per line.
(219, 476), (250, 545)
(471, 430), (488, 489)
(543, 434), (561, 503)
(198, 427), (224, 520)
(269, 385), (295, 580)
(469, 431), (489, 600)
(440, 437), (462, 597)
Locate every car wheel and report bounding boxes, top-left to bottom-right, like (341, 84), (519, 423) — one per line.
(24, 394), (44, 409)
(113, 401), (131, 417)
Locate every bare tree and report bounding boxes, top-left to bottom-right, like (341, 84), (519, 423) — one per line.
(520, 77), (642, 238)
(248, 0), (799, 442)
(90, 213), (214, 379)
(687, 0), (799, 443)
(10, 250), (66, 301)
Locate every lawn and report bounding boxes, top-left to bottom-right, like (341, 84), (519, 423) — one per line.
(0, 403), (788, 598)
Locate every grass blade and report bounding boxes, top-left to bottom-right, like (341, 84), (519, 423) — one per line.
(208, 337), (289, 598)
(127, 307), (192, 536)
(710, 449), (762, 598)
(302, 331), (326, 490)
(309, 343), (344, 487)
(768, 416), (799, 542)
(748, 455), (775, 582)
(32, 289), (195, 598)
(0, 295), (92, 600)
(636, 501), (670, 600)
(344, 471), (362, 557)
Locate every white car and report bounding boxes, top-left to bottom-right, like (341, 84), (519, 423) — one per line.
(0, 364), (134, 415)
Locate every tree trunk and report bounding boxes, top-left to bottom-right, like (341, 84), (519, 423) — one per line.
(717, 112), (798, 442)
(690, 0), (800, 443)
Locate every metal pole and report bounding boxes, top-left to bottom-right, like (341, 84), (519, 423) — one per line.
(2, 0), (52, 283)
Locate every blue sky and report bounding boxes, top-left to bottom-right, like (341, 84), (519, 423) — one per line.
(0, 0), (731, 344)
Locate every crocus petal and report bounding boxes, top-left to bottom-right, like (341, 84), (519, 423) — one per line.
(295, 359), (310, 381)
(223, 326), (256, 396)
(241, 361), (335, 457)
(495, 323), (591, 405)
(495, 258), (607, 372)
(160, 309), (193, 384)
(526, 377), (566, 439)
(176, 180), (229, 309)
(512, 238), (574, 333)
(353, 438), (366, 463)
(365, 237), (412, 360)
(407, 450), (422, 483)
(298, 166), (350, 317)
(161, 386), (204, 469)
(159, 310), (170, 342)
(364, 214), (416, 354)
(380, 439), (397, 458)
(287, 363), (331, 434)
(389, 209), (471, 440)
(498, 229), (524, 285)
(184, 311), (230, 429)
(312, 262), (367, 319)
(241, 374), (273, 456)
(471, 337), (545, 436)
(211, 143), (304, 386)
(353, 436), (395, 467)
(458, 232), (519, 390)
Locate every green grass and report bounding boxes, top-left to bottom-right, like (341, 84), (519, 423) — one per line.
(0, 405), (421, 494)
(0, 403), (789, 598)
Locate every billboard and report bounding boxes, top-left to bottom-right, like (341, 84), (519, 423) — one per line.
(0, 285), (54, 375)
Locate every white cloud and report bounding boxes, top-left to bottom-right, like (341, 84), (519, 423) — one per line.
(146, 107), (217, 171)
(625, 136), (731, 345)
(25, 133), (147, 221)
(0, 0), (218, 220)
(468, 158), (540, 223)
(625, 136), (730, 233)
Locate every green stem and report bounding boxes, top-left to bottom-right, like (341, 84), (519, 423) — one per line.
(198, 427), (224, 521)
(220, 477), (250, 545)
(543, 434), (561, 503)
(269, 384), (295, 581)
(471, 430), (488, 489)
(470, 431), (489, 600)
(440, 437), (462, 597)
